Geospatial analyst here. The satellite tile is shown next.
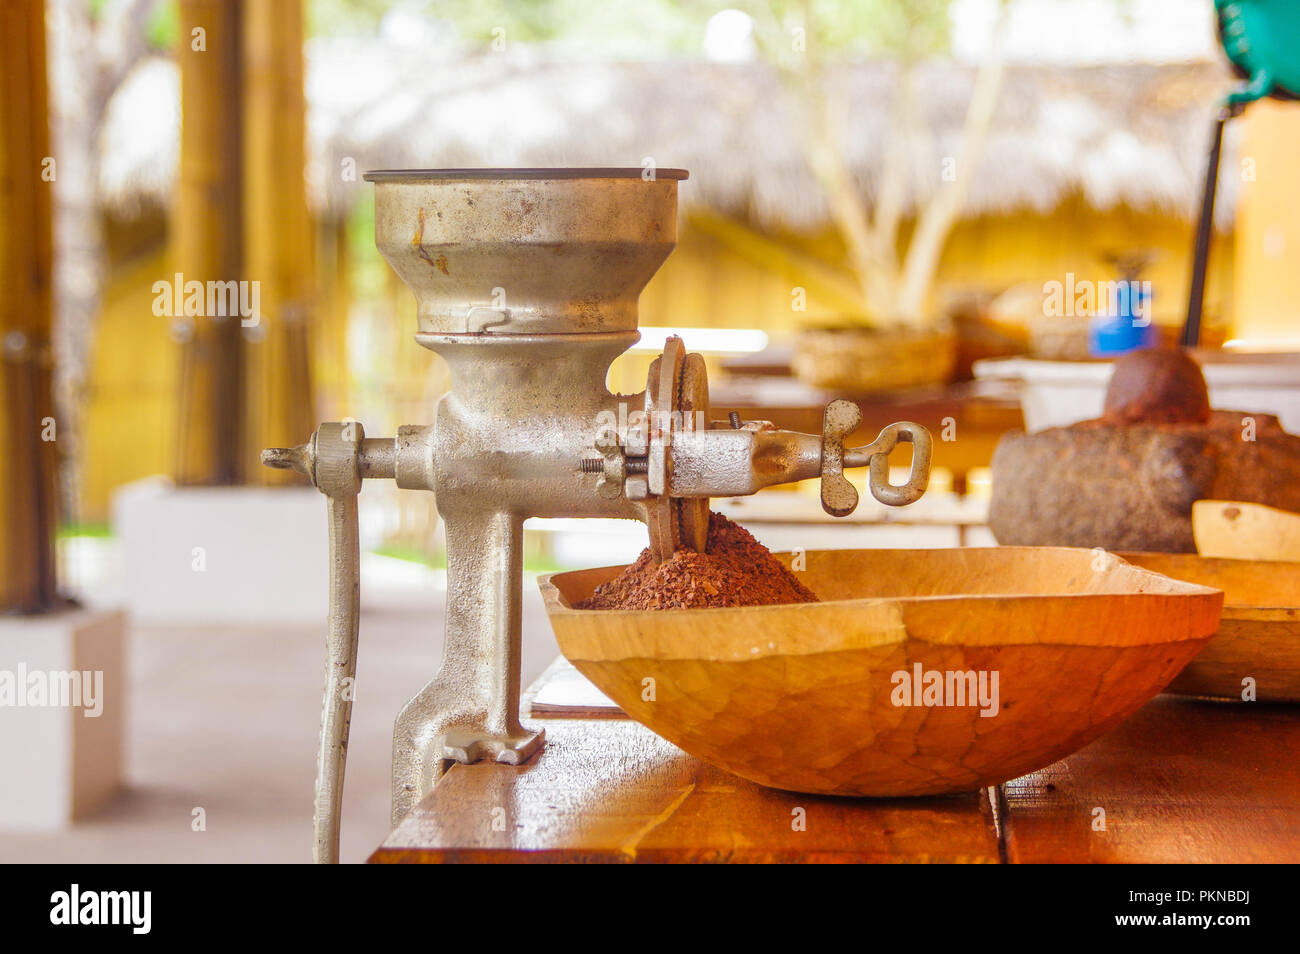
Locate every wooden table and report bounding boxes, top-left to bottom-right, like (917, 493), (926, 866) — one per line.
(371, 662), (1300, 864)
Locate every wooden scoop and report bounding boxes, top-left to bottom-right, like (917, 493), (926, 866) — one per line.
(1193, 500), (1300, 562)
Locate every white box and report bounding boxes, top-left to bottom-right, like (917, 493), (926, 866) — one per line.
(113, 478), (328, 624)
(0, 608), (126, 829)
(974, 353), (1300, 433)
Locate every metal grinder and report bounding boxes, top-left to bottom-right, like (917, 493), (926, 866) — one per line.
(262, 168), (932, 862)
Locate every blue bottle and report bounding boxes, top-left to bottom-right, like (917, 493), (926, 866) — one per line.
(1089, 276), (1154, 356)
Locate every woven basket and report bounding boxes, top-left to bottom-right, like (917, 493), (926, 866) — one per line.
(792, 326), (957, 394)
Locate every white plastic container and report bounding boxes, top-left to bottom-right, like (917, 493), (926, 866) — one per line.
(974, 352), (1300, 433)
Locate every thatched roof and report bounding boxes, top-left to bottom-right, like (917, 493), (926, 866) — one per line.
(98, 39), (1240, 229)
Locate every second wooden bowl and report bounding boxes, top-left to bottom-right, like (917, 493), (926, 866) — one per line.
(538, 548), (1223, 797)
(1121, 551), (1300, 702)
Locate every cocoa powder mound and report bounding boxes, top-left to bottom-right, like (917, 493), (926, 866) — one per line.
(577, 511), (819, 610)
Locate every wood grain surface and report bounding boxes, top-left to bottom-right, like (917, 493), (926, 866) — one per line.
(371, 717), (1001, 863)
(1000, 696), (1300, 863)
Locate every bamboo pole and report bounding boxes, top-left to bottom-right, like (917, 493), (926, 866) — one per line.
(174, 0), (246, 485)
(243, 0), (315, 483)
(0, 0), (59, 612)
(317, 216), (351, 416)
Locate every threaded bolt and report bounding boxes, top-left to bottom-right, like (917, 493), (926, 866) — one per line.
(580, 458), (648, 474)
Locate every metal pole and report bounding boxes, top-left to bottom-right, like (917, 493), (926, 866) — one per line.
(1181, 107), (1234, 348)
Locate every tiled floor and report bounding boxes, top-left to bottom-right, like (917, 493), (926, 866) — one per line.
(0, 573), (562, 865)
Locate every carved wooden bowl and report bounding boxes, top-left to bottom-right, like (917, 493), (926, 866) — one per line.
(538, 548), (1223, 797)
(1121, 551), (1300, 703)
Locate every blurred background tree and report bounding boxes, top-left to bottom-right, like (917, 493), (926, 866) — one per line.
(746, 0), (1012, 328)
(306, 0), (1010, 329)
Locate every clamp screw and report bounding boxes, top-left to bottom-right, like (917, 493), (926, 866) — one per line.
(579, 457), (648, 474)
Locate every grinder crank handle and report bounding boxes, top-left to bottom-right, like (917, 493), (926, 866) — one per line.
(315, 477), (360, 865)
(263, 422), (391, 864)
(820, 400), (932, 517)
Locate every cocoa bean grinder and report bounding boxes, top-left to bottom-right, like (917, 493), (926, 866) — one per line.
(263, 168), (933, 862)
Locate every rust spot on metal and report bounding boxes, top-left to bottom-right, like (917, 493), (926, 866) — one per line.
(573, 293), (606, 323)
(413, 207), (446, 274)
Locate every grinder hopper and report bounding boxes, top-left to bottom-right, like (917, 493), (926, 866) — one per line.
(368, 167), (685, 335)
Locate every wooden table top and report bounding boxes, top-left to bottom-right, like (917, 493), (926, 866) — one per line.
(371, 662), (1300, 864)
(1000, 695), (1300, 863)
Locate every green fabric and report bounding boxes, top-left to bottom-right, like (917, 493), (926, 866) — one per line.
(1217, 0), (1300, 104)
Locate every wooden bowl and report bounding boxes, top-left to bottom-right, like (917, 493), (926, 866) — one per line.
(1120, 552), (1300, 702)
(1193, 500), (1300, 562)
(538, 548), (1223, 797)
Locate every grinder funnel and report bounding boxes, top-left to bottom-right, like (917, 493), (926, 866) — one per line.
(364, 168), (688, 335)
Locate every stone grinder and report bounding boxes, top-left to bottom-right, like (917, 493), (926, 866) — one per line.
(262, 168), (932, 863)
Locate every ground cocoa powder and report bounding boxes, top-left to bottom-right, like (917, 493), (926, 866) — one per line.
(577, 511), (819, 610)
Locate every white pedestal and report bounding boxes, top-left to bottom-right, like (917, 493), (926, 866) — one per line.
(112, 478), (328, 625)
(0, 608), (126, 830)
